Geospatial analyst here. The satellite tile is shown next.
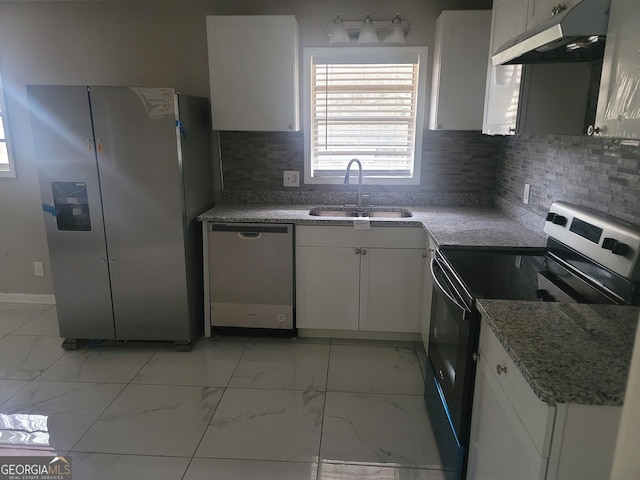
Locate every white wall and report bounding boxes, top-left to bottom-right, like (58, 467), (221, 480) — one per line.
(0, 0), (488, 296)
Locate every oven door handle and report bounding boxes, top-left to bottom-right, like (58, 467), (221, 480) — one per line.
(430, 257), (470, 313)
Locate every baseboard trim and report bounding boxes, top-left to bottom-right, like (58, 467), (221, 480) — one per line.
(0, 293), (56, 305)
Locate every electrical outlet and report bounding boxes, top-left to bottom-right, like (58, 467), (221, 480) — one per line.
(34, 261), (45, 277)
(283, 170), (300, 187)
(523, 183), (531, 204)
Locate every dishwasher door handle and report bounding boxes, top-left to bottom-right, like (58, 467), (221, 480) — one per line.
(238, 232), (261, 239)
(210, 224), (290, 235)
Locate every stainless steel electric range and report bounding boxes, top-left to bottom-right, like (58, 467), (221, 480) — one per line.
(425, 201), (640, 480)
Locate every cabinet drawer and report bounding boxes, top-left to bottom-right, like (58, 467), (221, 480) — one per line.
(478, 319), (555, 457)
(296, 225), (426, 248)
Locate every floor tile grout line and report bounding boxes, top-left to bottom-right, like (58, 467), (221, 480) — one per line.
(1, 328), (434, 473)
(0, 304), (52, 336)
(315, 338), (334, 475)
(184, 337), (250, 470)
(65, 342), (163, 455)
(0, 376), (33, 410)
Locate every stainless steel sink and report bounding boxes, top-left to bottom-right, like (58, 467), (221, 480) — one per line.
(309, 206), (413, 218)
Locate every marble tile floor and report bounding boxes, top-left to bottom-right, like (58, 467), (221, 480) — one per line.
(0, 302), (447, 479)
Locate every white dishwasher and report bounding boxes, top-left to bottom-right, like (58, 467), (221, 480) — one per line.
(208, 223), (294, 334)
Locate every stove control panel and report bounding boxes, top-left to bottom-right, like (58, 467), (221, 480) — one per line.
(544, 201), (640, 280)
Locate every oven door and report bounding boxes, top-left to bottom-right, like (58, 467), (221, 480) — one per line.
(425, 254), (479, 480)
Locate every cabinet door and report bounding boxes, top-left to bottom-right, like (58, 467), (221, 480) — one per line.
(593, 0), (640, 139)
(528, 0), (579, 29)
(429, 10), (491, 130)
(467, 357), (548, 480)
(482, 0), (528, 135)
(206, 15), (299, 132)
(359, 248), (425, 333)
(295, 246), (360, 330)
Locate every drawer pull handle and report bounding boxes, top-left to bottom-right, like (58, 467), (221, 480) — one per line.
(496, 364), (507, 375)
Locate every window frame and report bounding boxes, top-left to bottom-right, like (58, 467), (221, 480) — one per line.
(0, 70), (16, 179)
(303, 46), (428, 186)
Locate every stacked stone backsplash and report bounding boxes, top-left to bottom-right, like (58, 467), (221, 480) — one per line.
(497, 134), (640, 225)
(219, 130), (502, 206)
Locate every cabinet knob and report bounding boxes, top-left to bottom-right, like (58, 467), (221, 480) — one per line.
(551, 4), (567, 15)
(472, 352), (481, 362)
(587, 125), (606, 136)
(288, 124), (293, 130)
(508, 127), (516, 133)
(422, 253), (427, 259)
(355, 248), (361, 255)
(361, 249), (367, 255)
(496, 364), (507, 375)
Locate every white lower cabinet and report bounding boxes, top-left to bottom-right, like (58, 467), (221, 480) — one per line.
(295, 246), (360, 331)
(296, 226), (426, 334)
(468, 317), (622, 480)
(359, 247), (426, 332)
(468, 350), (549, 480)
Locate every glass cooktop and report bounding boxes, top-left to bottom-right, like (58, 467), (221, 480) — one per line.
(439, 249), (547, 302)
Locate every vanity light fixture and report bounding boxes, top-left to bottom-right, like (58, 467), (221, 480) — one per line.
(328, 14), (350, 45)
(326, 13), (410, 45)
(357, 14), (378, 44)
(384, 14), (406, 44)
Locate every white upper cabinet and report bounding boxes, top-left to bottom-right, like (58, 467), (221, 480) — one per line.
(429, 10), (491, 131)
(206, 15), (300, 132)
(592, 0), (640, 139)
(527, 0), (580, 29)
(483, 0), (593, 136)
(482, 0), (528, 135)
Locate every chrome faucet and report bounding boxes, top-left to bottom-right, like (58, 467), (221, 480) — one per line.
(344, 158), (364, 207)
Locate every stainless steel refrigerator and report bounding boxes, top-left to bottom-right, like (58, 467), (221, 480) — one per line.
(27, 86), (214, 350)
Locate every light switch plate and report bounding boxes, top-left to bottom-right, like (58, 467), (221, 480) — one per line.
(283, 170), (300, 187)
(523, 183), (531, 204)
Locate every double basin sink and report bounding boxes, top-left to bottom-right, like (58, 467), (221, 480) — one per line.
(309, 206), (413, 218)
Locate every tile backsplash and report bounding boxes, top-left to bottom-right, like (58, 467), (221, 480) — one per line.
(218, 129), (640, 227)
(497, 134), (640, 225)
(219, 130), (502, 206)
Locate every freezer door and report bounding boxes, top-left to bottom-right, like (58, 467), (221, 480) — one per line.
(88, 87), (190, 341)
(27, 85), (116, 340)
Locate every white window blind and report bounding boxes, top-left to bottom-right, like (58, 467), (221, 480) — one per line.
(312, 62), (418, 177)
(304, 47), (427, 185)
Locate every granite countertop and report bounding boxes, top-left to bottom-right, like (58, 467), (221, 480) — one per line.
(477, 299), (640, 406)
(197, 204), (547, 250)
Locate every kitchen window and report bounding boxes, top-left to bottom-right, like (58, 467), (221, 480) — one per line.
(0, 70), (15, 178)
(303, 47), (428, 185)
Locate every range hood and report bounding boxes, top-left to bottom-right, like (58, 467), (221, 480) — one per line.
(492, 0), (611, 65)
